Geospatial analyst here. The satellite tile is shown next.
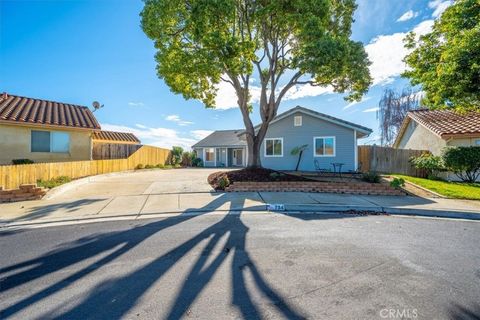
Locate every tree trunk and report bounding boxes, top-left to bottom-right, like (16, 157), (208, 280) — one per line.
(295, 150), (303, 171)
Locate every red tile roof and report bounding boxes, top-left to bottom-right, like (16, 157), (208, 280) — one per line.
(407, 109), (480, 138)
(0, 93), (101, 130)
(93, 130), (140, 144)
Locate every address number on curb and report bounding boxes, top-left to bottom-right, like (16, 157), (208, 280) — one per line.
(267, 204), (285, 211)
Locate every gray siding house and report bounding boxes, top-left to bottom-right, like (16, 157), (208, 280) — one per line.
(193, 106), (372, 172)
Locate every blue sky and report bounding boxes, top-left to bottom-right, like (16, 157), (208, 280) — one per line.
(0, 0), (452, 149)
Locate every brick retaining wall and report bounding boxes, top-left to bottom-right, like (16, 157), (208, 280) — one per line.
(0, 184), (48, 203)
(225, 181), (405, 196)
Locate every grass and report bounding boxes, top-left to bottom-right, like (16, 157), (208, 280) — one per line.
(393, 174), (480, 200)
(37, 176), (72, 189)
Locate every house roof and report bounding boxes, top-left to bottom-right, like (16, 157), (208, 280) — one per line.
(192, 130), (247, 148)
(192, 106), (373, 148)
(254, 106), (372, 137)
(0, 93), (101, 130)
(92, 130), (141, 144)
(393, 109), (480, 147)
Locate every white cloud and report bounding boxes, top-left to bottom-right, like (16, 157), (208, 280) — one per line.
(101, 123), (197, 150)
(128, 102), (144, 107)
(283, 84), (333, 101)
(343, 96), (372, 110)
(214, 81), (262, 110)
(191, 130), (214, 140)
(362, 107), (380, 113)
(429, 0), (452, 18)
(397, 10), (419, 22)
(365, 19), (434, 85)
(165, 114), (194, 126)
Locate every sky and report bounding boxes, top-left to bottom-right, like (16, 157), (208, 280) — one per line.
(0, 0), (452, 149)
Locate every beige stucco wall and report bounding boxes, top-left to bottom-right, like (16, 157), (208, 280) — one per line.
(0, 124), (93, 164)
(397, 120), (447, 155)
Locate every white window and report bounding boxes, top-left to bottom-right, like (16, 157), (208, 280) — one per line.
(265, 138), (283, 157)
(294, 115), (302, 126)
(31, 130), (70, 153)
(204, 148), (215, 161)
(476, 139), (480, 146)
(314, 136), (335, 157)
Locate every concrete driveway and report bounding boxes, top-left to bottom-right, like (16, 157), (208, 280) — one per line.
(51, 168), (220, 199)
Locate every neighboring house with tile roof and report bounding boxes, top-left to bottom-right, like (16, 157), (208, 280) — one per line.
(0, 93), (140, 164)
(192, 106), (372, 171)
(92, 130), (140, 144)
(393, 109), (480, 155)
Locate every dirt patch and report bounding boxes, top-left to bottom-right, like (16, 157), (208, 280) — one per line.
(208, 168), (312, 191)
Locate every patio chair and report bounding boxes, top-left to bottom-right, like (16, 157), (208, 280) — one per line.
(314, 160), (331, 176)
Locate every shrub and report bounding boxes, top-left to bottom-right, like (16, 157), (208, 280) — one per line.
(12, 159), (34, 165)
(443, 146), (480, 183)
(135, 164), (144, 170)
(362, 171), (380, 183)
(192, 158), (203, 167)
(410, 153), (444, 179)
(181, 151), (196, 167)
(144, 164), (155, 169)
(218, 176), (230, 189)
(163, 164), (173, 169)
(37, 176), (71, 189)
(155, 163), (164, 169)
(390, 177), (405, 189)
(174, 163), (181, 168)
(171, 146), (184, 165)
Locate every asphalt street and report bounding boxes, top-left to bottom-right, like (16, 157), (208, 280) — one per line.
(1, 212), (479, 319)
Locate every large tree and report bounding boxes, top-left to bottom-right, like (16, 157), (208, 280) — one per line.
(403, 0), (480, 112)
(141, 0), (371, 167)
(378, 87), (421, 146)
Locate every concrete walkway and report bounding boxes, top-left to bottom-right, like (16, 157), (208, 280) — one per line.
(1, 191), (480, 228)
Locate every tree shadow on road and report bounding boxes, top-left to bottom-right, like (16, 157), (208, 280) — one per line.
(0, 193), (318, 319)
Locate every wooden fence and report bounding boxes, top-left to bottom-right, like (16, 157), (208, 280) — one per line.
(92, 143), (142, 160)
(0, 145), (171, 190)
(358, 145), (429, 177)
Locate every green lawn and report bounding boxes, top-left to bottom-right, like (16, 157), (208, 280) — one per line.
(393, 175), (480, 200)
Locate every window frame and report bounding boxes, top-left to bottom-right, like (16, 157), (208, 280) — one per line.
(313, 136), (336, 157)
(264, 137), (284, 157)
(294, 115), (302, 127)
(31, 130), (70, 153)
(204, 148), (215, 162)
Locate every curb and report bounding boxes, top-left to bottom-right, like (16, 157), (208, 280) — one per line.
(1, 204), (479, 230)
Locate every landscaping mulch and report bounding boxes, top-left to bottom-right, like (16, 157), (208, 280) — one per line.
(208, 168), (313, 191)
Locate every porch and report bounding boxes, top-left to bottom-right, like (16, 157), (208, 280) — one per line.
(201, 147), (247, 168)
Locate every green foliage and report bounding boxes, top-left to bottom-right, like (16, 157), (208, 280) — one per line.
(181, 151), (196, 167)
(170, 146), (184, 165)
(269, 172), (285, 180)
(410, 153), (445, 179)
(135, 164), (144, 170)
(362, 171), (380, 183)
(403, 0), (480, 111)
(155, 163), (165, 169)
(192, 158), (204, 167)
(163, 164), (173, 169)
(37, 176), (72, 189)
(290, 144), (308, 156)
(390, 177), (405, 189)
(145, 164), (155, 169)
(141, 0), (371, 106)
(12, 159), (34, 165)
(218, 176), (230, 190)
(443, 146), (480, 182)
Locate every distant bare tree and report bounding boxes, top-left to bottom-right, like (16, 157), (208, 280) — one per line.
(379, 87), (421, 146)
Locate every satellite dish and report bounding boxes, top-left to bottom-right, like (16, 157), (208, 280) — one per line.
(92, 101), (104, 112)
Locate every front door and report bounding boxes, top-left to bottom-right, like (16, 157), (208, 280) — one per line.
(233, 149), (243, 166)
